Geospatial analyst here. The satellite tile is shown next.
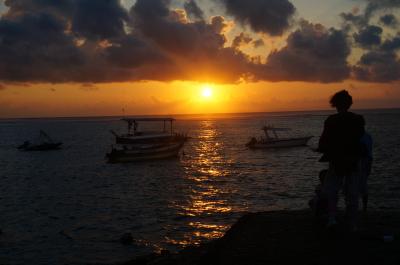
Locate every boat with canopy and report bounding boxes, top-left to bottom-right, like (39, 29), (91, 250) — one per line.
(246, 125), (312, 149)
(110, 117), (187, 144)
(107, 117), (187, 163)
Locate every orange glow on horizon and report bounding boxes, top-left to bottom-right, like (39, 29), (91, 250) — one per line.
(0, 80), (399, 118)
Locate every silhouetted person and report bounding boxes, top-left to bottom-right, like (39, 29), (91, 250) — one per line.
(318, 90), (365, 229)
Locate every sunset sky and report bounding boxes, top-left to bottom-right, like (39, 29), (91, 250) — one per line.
(0, 0), (399, 118)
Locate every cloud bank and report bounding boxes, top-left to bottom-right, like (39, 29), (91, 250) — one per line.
(342, 0), (400, 82)
(258, 21), (351, 83)
(0, 0), (399, 84)
(221, 0), (295, 36)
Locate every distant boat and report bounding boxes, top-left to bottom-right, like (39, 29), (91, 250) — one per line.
(107, 117), (187, 163)
(111, 118), (188, 144)
(18, 130), (62, 151)
(246, 125), (312, 149)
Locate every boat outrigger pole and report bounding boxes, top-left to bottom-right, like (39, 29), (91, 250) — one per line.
(161, 119), (173, 134)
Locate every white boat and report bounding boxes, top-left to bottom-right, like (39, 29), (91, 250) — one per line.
(246, 125), (312, 149)
(111, 118), (188, 144)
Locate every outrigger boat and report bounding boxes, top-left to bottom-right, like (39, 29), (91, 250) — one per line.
(246, 125), (312, 149)
(18, 130), (62, 151)
(111, 118), (188, 144)
(107, 117), (187, 163)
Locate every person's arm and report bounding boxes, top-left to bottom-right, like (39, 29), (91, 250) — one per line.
(317, 118), (330, 153)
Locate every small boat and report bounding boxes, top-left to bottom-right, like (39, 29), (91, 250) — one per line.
(111, 118), (188, 144)
(18, 130), (62, 151)
(246, 125), (312, 149)
(106, 142), (184, 163)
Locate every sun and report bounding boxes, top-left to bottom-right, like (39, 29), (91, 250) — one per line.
(201, 85), (213, 98)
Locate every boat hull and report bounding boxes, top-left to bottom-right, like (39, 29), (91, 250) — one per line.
(247, 136), (312, 149)
(106, 142), (184, 163)
(115, 134), (188, 144)
(18, 143), (62, 151)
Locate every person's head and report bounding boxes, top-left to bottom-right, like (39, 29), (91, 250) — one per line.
(330, 90), (353, 112)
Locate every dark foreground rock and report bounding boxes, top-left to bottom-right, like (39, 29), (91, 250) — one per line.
(121, 210), (400, 265)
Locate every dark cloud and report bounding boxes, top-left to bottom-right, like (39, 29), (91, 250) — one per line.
(257, 22), (351, 83)
(232, 32), (252, 49)
(341, 0), (400, 29)
(340, 1), (400, 82)
(105, 35), (168, 68)
(130, 0), (253, 82)
(354, 25), (382, 48)
(184, 0), (204, 21)
(340, 12), (367, 29)
(364, 0), (400, 20)
(380, 14), (398, 27)
(0, 0), (176, 83)
(252, 39), (264, 48)
(3, 0), (73, 18)
(381, 36), (400, 51)
(353, 33), (400, 82)
(353, 51), (400, 82)
(4, 0), (129, 40)
(209, 15), (228, 34)
(1, 0), (397, 85)
(130, 0), (170, 22)
(0, 12), (84, 82)
(131, 0), (227, 59)
(221, 0), (295, 36)
(71, 0), (128, 40)
(132, 0), (199, 54)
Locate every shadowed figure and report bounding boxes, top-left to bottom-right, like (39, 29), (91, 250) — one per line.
(317, 90), (365, 229)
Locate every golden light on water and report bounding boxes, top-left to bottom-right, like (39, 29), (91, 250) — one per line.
(166, 120), (239, 248)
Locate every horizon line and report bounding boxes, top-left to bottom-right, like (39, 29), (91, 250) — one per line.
(1, 106), (399, 121)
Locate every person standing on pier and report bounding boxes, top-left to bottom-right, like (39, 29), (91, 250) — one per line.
(318, 90), (365, 229)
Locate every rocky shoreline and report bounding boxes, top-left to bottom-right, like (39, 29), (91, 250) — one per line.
(120, 210), (400, 265)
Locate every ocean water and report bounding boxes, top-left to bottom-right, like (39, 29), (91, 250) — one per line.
(0, 109), (399, 264)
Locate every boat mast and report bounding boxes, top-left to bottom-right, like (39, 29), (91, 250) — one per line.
(263, 126), (272, 140)
(272, 128), (279, 139)
(133, 121), (138, 135)
(128, 121), (132, 135)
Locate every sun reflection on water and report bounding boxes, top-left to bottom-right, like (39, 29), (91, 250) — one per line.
(167, 120), (238, 247)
